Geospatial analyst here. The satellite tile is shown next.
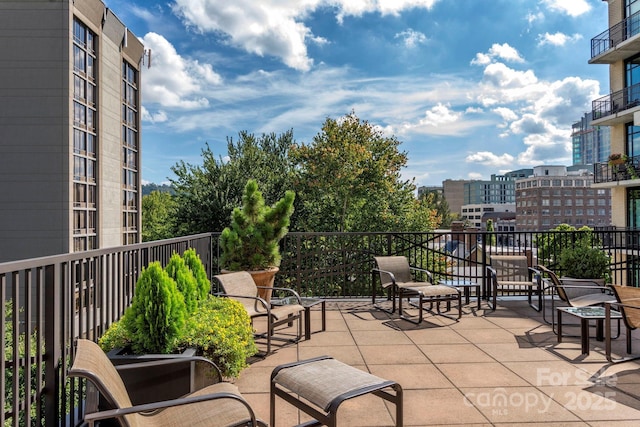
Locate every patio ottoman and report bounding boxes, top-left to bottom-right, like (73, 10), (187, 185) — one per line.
(270, 356), (403, 427)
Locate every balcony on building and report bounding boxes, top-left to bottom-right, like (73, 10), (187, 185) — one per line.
(593, 153), (640, 186)
(591, 83), (640, 126)
(590, 10), (640, 64)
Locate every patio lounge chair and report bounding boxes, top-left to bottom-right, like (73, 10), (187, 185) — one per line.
(606, 284), (640, 363)
(372, 256), (461, 324)
(214, 271), (303, 355)
(68, 339), (266, 427)
(537, 264), (617, 334)
(486, 255), (542, 311)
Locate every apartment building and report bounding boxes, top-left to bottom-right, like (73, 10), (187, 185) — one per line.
(463, 170), (532, 206)
(515, 166), (611, 231)
(0, 0), (144, 262)
(590, 0), (640, 228)
(571, 111), (611, 165)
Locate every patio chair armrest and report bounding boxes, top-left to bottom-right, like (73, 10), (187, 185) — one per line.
(606, 299), (640, 311)
(408, 266), (433, 282)
(218, 292), (270, 310)
(371, 267), (397, 286)
(262, 286), (302, 303)
(114, 356), (223, 383)
(83, 392), (258, 423)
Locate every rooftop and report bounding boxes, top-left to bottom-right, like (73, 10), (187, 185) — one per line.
(239, 298), (640, 426)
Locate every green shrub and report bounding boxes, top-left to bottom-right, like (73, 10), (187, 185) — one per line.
(98, 319), (131, 351)
(558, 245), (610, 280)
(181, 296), (257, 378)
(165, 252), (199, 314)
(183, 248), (211, 299)
(121, 261), (187, 354)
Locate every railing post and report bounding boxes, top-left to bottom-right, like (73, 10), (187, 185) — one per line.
(43, 264), (61, 427)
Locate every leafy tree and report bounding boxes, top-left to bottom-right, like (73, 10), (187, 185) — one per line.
(291, 112), (431, 231)
(170, 131), (295, 235)
(142, 190), (177, 241)
(419, 190), (453, 228)
(486, 218), (496, 246)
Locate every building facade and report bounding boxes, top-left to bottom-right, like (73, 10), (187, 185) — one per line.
(463, 169), (532, 205)
(461, 203), (516, 230)
(0, 0), (144, 262)
(515, 166), (611, 231)
(571, 111), (611, 165)
(590, 0), (640, 228)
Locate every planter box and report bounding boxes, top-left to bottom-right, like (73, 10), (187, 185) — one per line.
(107, 347), (208, 405)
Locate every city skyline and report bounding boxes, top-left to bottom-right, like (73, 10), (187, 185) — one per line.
(105, 0), (609, 186)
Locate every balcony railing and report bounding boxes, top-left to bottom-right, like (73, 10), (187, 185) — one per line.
(591, 10), (640, 58)
(594, 153), (640, 183)
(591, 82), (640, 122)
(3, 229), (640, 425)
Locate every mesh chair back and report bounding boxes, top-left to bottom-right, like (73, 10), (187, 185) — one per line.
(560, 277), (606, 301)
(374, 256), (413, 287)
(214, 271), (262, 314)
(490, 255), (530, 282)
(69, 339), (138, 427)
(610, 285), (640, 330)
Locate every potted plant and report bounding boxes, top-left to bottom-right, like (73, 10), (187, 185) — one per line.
(220, 179), (295, 302)
(608, 153), (627, 166)
(99, 250), (257, 403)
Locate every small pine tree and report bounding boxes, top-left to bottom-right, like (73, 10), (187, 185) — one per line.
(165, 253), (199, 314)
(220, 179), (295, 270)
(183, 248), (211, 300)
(121, 261), (187, 354)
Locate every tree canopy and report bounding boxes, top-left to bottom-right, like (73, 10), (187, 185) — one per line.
(145, 113), (439, 236)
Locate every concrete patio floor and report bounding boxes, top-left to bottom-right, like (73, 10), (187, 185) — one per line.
(235, 297), (640, 426)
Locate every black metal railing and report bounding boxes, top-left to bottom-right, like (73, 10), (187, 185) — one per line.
(594, 154), (640, 183)
(3, 229), (640, 425)
(591, 82), (640, 121)
(591, 10), (640, 58)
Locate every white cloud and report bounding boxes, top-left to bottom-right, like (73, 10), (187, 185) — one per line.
(542, 0), (591, 17)
(471, 43), (524, 65)
(537, 32), (582, 47)
(141, 106), (168, 123)
(465, 152), (515, 167)
(171, 0), (440, 71)
(395, 29), (428, 48)
(141, 32), (219, 109)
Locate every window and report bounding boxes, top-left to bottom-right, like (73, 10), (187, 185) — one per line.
(73, 18), (98, 252)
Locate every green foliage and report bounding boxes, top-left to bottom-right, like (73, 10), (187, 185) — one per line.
(142, 190), (177, 241)
(183, 248), (211, 299)
(535, 224), (595, 265)
(181, 296), (258, 378)
(486, 219), (496, 246)
(220, 179), (295, 270)
(100, 251), (255, 378)
(121, 262), (187, 354)
(290, 111), (427, 232)
(558, 245), (610, 280)
(170, 131), (295, 235)
(165, 253), (200, 314)
(419, 190), (452, 228)
(4, 302), (44, 426)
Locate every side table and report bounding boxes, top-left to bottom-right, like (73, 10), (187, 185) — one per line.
(273, 296), (326, 340)
(270, 356), (403, 427)
(557, 306), (622, 355)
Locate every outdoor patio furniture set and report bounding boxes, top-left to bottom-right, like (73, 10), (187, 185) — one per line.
(69, 256), (640, 426)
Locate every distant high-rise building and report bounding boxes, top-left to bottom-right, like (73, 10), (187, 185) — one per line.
(571, 112), (610, 165)
(0, 0), (144, 262)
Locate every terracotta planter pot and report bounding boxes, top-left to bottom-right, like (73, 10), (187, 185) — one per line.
(221, 267), (279, 303)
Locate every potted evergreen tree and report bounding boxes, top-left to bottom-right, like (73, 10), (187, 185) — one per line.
(220, 179), (295, 302)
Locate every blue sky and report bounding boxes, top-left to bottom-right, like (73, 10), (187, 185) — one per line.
(104, 0), (609, 187)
